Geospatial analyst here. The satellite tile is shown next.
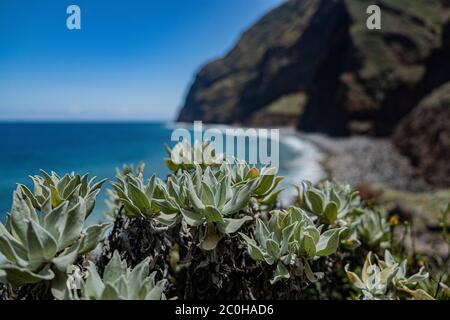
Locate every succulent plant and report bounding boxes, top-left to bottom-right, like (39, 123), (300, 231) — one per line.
(179, 165), (257, 250)
(111, 171), (160, 217)
(165, 140), (224, 171)
(19, 170), (106, 217)
(223, 161), (284, 207)
(166, 140), (283, 204)
(345, 251), (431, 300)
(0, 186), (109, 288)
(240, 207), (346, 283)
(356, 209), (391, 250)
(296, 181), (363, 225)
(67, 251), (168, 300)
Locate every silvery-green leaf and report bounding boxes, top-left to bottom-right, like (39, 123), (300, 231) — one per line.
(254, 174), (275, 196)
(62, 175), (81, 199)
(214, 176), (228, 208)
(300, 234), (316, 258)
(281, 222), (297, 254)
(84, 262), (105, 299)
(270, 261), (290, 284)
(103, 251), (127, 285)
(11, 189), (38, 223)
(200, 182), (215, 207)
(199, 225), (221, 251)
(120, 198), (141, 217)
(315, 228), (343, 257)
(115, 275), (129, 299)
(145, 279), (167, 300)
(26, 220), (57, 261)
(380, 263), (398, 283)
(100, 283), (120, 300)
(260, 188), (284, 206)
(59, 202), (86, 250)
(304, 260), (319, 283)
(88, 178), (107, 195)
(324, 201), (338, 224)
(186, 176), (205, 211)
(128, 257), (150, 298)
(306, 190), (323, 214)
(204, 206), (223, 223)
(180, 209), (203, 227)
(128, 183), (152, 211)
(240, 233), (265, 262)
(266, 239), (280, 259)
(398, 283), (434, 300)
(51, 243), (79, 272)
(43, 201), (69, 242)
(85, 189), (100, 217)
(0, 235), (28, 266)
(345, 264), (366, 289)
(0, 263), (55, 287)
(217, 216), (252, 234)
(404, 267), (429, 284)
(19, 185), (39, 209)
(78, 223), (110, 255)
(304, 226), (320, 244)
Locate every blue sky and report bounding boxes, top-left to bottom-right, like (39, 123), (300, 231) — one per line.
(0, 0), (282, 121)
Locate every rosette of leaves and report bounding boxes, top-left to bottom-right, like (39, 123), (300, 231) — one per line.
(345, 251), (432, 300)
(68, 251), (168, 300)
(111, 171), (159, 218)
(222, 161), (284, 208)
(104, 163), (146, 220)
(0, 187), (109, 288)
(356, 209), (391, 250)
(165, 140), (224, 171)
(19, 170), (106, 217)
(240, 207), (346, 284)
(296, 181), (363, 225)
(179, 165), (257, 250)
(111, 170), (183, 226)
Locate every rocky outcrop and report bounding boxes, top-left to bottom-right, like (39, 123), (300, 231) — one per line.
(177, 0), (450, 136)
(178, 0), (324, 127)
(393, 83), (450, 188)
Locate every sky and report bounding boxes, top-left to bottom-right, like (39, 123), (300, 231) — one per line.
(0, 0), (282, 121)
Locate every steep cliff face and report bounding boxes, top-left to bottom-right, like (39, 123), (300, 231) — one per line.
(177, 0), (450, 136)
(178, 0), (323, 126)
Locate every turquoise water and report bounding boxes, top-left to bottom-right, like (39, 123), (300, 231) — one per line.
(0, 122), (172, 223)
(0, 122), (317, 223)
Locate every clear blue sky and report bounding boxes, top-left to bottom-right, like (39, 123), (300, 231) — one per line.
(0, 0), (282, 121)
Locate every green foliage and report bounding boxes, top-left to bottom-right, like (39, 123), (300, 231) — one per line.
(20, 170), (106, 217)
(240, 207), (346, 284)
(345, 251), (432, 300)
(0, 176), (109, 289)
(356, 209), (391, 250)
(67, 251), (167, 300)
(296, 181), (363, 225)
(165, 140), (223, 171)
(0, 141), (446, 300)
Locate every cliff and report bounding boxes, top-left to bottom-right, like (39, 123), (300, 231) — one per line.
(177, 0), (450, 136)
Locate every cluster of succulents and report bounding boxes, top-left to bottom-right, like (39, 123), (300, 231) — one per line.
(0, 141), (448, 300)
(345, 251), (431, 300)
(240, 207), (346, 284)
(295, 180), (363, 226)
(0, 173), (110, 298)
(66, 251), (167, 300)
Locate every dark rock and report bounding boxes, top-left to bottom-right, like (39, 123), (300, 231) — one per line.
(393, 82), (450, 187)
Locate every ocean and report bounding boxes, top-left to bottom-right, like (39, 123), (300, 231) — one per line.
(0, 122), (325, 224)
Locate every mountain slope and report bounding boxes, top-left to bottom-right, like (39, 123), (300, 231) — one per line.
(177, 0), (450, 136)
